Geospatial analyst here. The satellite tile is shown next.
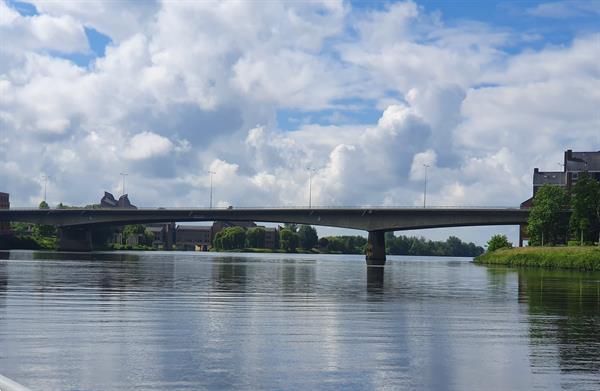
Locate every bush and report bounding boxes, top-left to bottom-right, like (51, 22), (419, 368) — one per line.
(486, 234), (512, 252)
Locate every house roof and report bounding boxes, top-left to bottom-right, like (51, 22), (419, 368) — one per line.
(533, 170), (566, 186)
(567, 151), (600, 172)
(177, 225), (211, 231)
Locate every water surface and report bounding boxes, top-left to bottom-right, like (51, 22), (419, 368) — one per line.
(1, 251), (599, 390)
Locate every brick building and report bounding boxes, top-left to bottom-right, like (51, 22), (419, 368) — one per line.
(176, 225), (212, 251)
(0, 192), (9, 235)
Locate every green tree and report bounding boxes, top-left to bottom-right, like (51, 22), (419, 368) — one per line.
(123, 224), (146, 240)
(298, 225), (318, 249)
(283, 223), (298, 233)
(214, 226), (246, 250)
(280, 228), (299, 252)
(569, 172), (600, 245)
(527, 184), (570, 246)
(39, 200), (49, 209)
(246, 227), (266, 248)
(486, 234), (512, 252)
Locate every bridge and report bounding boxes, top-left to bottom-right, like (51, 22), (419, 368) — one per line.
(0, 207), (529, 265)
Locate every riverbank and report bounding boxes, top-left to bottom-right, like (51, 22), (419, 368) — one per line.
(474, 246), (600, 271)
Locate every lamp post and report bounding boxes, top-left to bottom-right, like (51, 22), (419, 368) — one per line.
(423, 164), (430, 208)
(41, 175), (49, 202)
(120, 172), (128, 196)
(208, 170), (216, 209)
(307, 167), (317, 208)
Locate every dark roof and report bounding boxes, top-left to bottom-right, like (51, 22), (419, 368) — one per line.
(567, 151), (600, 172)
(533, 171), (566, 186)
(177, 225), (211, 231)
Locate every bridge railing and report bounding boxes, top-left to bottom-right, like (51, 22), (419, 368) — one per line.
(3, 205), (528, 211)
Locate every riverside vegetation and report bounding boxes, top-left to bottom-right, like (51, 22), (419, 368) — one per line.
(2, 213), (484, 257)
(476, 173), (600, 270)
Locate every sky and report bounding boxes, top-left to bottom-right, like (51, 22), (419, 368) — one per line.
(0, 0), (599, 245)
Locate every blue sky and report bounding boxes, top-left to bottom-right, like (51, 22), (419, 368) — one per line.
(1, 0), (598, 244)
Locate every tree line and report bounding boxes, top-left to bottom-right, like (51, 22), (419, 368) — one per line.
(213, 223), (483, 256)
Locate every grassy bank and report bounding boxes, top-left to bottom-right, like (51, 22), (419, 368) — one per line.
(474, 246), (600, 271)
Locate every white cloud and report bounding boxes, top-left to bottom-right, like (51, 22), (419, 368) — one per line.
(123, 131), (174, 160)
(526, 1), (600, 18)
(0, 0), (598, 246)
(0, 1), (88, 53)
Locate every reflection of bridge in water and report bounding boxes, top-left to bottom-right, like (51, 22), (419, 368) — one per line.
(0, 207), (529, 265)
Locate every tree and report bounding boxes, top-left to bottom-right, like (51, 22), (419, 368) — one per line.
(39, 200), (49, 209)
(283, 223), (298, 233)
(569, 172), (600, 245)
(214, 226), (246, 250)
(318, 237), (329, 249)
(298, 225), (318, 249)
(280, 228), (299, 252)
(486, 234), (512, 252)
(527, 184), (570, 245)
(246, 227), (266, 248)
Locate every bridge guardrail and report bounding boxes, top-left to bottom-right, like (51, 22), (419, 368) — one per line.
(2, 205), (529, 211)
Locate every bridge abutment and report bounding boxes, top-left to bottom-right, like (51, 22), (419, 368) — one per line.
(58, 227), (93, 252)
(365, 230), (386, 266)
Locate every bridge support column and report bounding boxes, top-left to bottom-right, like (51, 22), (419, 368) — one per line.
(58, 227), (93, 252)
(365, 230), (386, 266)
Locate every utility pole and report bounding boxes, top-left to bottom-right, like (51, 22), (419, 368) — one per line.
(307, 167), (317, 208)
(120, 172), (128, 196)
(208, 170), (216, 209)
(41, 175), (48, 202)
(423, 164), (430, 208)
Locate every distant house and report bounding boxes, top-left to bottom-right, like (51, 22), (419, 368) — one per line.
(519, 149), (600, 245)
(100, 191), (137, 209)
(0, 192), (9, 236)
(176, 225), (212, 251)
(264, 227), (280, 249)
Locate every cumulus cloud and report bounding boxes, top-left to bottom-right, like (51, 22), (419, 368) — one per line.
(123, 131), (174, 160)
(0, 1), (88, 53)
(0, 0), (598, 245)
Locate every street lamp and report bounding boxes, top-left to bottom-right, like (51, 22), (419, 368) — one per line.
(423, 164), (430, 208)
(307, 167), (317, 208)
(120, 172), (128, 196)
(208, 170), (216, 209)
(41, 175), (49, 202)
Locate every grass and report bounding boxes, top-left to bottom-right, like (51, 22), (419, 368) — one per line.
(474, 246), (600, 271)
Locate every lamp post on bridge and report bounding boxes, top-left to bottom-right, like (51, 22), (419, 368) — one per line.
(41, 175), (49, 202)
(423, 164), (430, 208)
(307, 167), (317, 208)
(208, 170), (216, 209)
(120, 172), (128, 196)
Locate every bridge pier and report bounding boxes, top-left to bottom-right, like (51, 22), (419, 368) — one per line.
(58, 227), (93, 252)
(365, 230), (386, 266)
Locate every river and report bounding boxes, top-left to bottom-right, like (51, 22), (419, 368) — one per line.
(1, 250), (599, 390)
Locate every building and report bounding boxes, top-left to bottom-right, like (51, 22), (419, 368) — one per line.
(145, 223), (176, 249)
(264, 227), (280, 249)
(519, 149), (600, 244)
(100, 191), (137, 209)
(522, 150), (600, 207)
(0, 192), (9, 235)
(176, 225), (212, 251)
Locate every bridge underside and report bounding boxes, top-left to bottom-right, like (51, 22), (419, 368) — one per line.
(0, 207), (530, 264)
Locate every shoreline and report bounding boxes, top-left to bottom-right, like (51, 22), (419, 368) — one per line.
(474, 246), (600, 271)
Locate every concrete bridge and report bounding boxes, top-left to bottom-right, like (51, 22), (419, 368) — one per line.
(0, 207), (529, 265)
